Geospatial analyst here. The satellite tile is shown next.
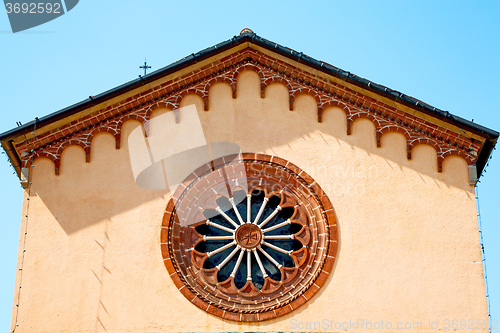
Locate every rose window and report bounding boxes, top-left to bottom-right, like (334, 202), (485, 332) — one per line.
(161, 153), (337, 321)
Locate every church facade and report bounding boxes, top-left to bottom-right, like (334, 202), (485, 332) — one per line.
(1, 29), (498, 332)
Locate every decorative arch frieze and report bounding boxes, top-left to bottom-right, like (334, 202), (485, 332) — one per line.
(17, 49), (480, 175)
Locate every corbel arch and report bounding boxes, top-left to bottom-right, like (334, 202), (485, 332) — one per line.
(289, 88), (321, 112)
(145, 101), (177, 120)
(261, 77), (292, 99)
(377, 125), (412, 148)
(408, 139), (442, 172)
(318, 100), (350, 123)
(115, 114), (148, 148)
(88, 127), (120, 157)
(174, 89), (208, 111)
(56, 139), (91, 164)
(205, 77), (235, 100)
(232, 64), (264, 99)
(441, 149), (474, 166)
(346, 112), (380, 136)
(30, 152), (59, 175)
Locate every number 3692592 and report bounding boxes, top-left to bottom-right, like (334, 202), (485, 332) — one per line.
(5, 3), (61, 14)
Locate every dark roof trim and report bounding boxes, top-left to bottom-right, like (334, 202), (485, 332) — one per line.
(0, 31), (497, 176)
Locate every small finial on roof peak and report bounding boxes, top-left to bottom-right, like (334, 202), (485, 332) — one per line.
(240, 28), (253, 35)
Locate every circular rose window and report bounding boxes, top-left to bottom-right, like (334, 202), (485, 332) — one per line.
(161, 153), (337, 321)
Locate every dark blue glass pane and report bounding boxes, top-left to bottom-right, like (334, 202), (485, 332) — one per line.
(234, 261), (247, 289)
(264, 222), (302, 236)
(195, 223), (232, 236)
(250, 190), (265, 222)
(250, 254), (264, 289)
(262, 242), (300, 268)
(217, 250), (240, 283)
(202, 209), (235, 230)
(259, 251), (281, 281)
(216, 196), (240, 224)
(202, 244), (235, 269)
(195, 240), (232, 254)
(232, 190), (247, 216)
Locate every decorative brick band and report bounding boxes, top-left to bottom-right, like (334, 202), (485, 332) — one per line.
(17, 48), (480, 174)
(160, 153), (338, 322)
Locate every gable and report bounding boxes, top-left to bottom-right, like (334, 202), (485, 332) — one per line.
(0, 30), (497, 184)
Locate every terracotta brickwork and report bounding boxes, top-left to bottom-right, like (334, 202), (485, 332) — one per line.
(17, 48), (481, 174)
(161, 153), (337, 322)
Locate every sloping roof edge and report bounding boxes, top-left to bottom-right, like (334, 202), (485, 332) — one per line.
(1, 30), (497, 177)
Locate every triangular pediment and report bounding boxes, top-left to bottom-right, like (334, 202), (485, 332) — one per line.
(0, 30), (497, 183)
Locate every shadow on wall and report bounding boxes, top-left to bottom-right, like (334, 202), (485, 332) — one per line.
(31, 123), (168, 235)
(30, 70), (472, 235)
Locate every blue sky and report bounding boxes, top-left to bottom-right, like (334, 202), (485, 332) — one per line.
(0, 0), (499, 331)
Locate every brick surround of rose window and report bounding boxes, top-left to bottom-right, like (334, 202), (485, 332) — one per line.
(160, 153), (338, 321)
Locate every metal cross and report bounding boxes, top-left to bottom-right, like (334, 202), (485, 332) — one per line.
(140, 59), (151, 75)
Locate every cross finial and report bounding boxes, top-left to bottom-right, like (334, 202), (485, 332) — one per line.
(140, 58), (151, 76)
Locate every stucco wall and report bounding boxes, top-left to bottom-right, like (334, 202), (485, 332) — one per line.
(11, 70), (487, 332)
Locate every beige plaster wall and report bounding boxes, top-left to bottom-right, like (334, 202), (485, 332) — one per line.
(11, 70), (487, 332)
